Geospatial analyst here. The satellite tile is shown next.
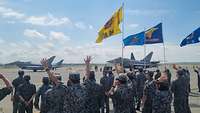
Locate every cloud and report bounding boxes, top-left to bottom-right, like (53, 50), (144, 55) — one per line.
(25, 13), (71, 26)
(0, 40), (199, 64)
(75, 22), (94, 30)
(0, 6), (94, 29)
(0, 6), (25, 19)
(0, 6), (72, 27)
(49, 31), (70, 42)
(23, 28), (70, 45)
(24, 29), (46, 39)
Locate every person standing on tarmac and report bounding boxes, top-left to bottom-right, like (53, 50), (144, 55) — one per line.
(17, 75), (36, 113)
(136, 68), (146, 111)
(34, 77), (52, 113)
(107, 74), (134, 113)
(12, 70), (25, 113)
(171, 70), (191, 113)
(100, 68), (114, 113)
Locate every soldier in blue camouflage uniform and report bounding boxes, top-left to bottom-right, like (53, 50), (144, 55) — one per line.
(136, 68), (146, 111)
(63, 73), (88, 113)
(127, 72), (137, 113)
(83, 71), (104, 113)
(171, 70), (191, 113)
(43, 81), (66, 113)
(41, 58), (89, 113)
(100, 69), (114, 113)
(83, 56), (104, 113)
(152, 81), (172, 113)
(164, 68), (172, 85)
(12, 70), (25, 113)
(41, 59), (67, 113)
(17, 75), (36, 113)
(107, 74), (134, 113)
(0, 73), (12, 101)
(34, 77), (52, 113)
(142, 71), (155, 113)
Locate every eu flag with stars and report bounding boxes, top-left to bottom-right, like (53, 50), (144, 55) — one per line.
(145, 23), (163, 44)
(180, 27), (200, 47)
(123, 31), (145, 46)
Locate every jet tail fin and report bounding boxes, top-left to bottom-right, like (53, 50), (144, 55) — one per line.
(141, 52), (153, 62)
(130, 53), (135, 60)
(47, 56), (56, 66)
(55, 59), (64, 66)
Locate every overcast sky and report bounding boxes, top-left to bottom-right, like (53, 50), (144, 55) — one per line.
(0, 0), (200, 64)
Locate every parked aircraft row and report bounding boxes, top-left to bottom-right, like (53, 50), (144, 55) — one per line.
(107, 51), (160, 69)
(6, 56), (64, 72)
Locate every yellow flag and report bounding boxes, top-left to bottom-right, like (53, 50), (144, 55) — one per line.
(96, 6), (123, 43)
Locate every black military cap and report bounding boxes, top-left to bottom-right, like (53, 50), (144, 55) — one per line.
(42, 77), (49, 84)
(24, 75), (30, 81)
(149, 71), (154, 78)
(138, 68), (143, 72)
(69, 73), (80, 80)
(116, 74), (127, 83)
(18, 70), (24, 76)
(89, 71), (95, 80)
(177, 69), (184, 76)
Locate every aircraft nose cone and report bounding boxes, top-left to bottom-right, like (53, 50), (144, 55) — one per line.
(107, 60), (113, 63)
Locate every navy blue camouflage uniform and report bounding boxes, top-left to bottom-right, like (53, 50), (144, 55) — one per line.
(110, 84), (134, 113)
(152, 90), (172, 113)
(171, 70), (191, 113)
(136, 71), (146, 110)
(63, 83), (88, 113)
(100, 73), (114, 113)
(63, 73), (88, 113)
(34, 77), (52, 113)
(17, 80), (36, 113)
(142, 81), (156, 113)
(127, 72), (137, 113)
(83, 79), (104, 113)
(42, 83), (66, 113)
(12, 75), (25, 113)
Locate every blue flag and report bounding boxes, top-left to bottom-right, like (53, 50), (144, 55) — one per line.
(180, 27), (200, 47)
(123, 31), (145, 46)
(145, 23), (163, 44)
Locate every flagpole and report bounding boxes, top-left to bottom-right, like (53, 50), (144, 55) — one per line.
(163, 43), (166, 67)
(144, 44), (146, 69)
(143, 28), (146, 69)
(121, 2), (125, 69)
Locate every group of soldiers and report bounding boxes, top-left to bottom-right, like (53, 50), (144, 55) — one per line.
(0, 56), (199, 113)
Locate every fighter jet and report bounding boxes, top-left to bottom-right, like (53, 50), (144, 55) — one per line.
(107, 52), (159, 69)
(16, 56), (56, 72)
(52, 59), (64, 70)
